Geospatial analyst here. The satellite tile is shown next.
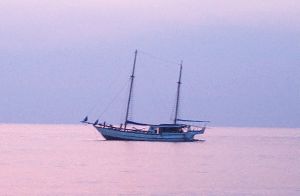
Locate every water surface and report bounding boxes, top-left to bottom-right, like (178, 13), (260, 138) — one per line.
(1, 125), (300, 195)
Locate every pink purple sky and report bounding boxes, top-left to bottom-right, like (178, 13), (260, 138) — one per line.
(0, 0), (299, 127)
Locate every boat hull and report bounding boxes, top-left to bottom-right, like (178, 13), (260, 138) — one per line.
(94, 126), (204, 142)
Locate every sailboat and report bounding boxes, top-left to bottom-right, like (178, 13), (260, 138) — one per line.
(82, 50), (209, 142)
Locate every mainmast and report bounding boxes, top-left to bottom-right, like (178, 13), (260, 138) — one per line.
(124, 50), (138, 130)
(174, 61), (183, 124)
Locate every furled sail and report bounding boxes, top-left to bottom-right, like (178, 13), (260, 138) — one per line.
(125, 120), (152, 126)
(176, 119), (210, 123)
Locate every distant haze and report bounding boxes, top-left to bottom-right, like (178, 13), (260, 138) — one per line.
(0, 0), (299, 127)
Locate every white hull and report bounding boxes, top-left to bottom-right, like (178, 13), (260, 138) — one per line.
(95, 126), (204, 142)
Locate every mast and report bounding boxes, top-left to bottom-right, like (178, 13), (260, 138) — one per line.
(174, 61), (183, 124)
(124, 50), (138, 130)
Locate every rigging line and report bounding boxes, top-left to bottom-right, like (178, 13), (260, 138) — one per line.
(139, 50), (181, 66)
(119, 81), (135, 122)
(119, 81), (135, 123)
(169, 90), (178, 122)
(127, 82), (135, 120)
(96, 80), (130, 120)
(83, 64), (127, 117)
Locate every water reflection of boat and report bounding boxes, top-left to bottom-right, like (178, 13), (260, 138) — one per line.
(82, 50), (209, 142)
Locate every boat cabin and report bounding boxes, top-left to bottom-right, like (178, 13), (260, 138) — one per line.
(148, 124), (187, 134)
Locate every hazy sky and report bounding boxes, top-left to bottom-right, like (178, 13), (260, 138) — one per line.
(0, 0), (299, 127)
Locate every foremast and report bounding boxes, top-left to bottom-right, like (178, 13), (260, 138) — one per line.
(124, 50), (138, 130)
(174, 61), (183, 124)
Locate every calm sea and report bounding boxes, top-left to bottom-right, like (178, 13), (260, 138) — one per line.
(1, 124), (300, 196)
